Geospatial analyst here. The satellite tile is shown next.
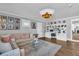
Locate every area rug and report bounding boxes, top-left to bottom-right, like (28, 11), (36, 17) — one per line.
(27, 40), (62, 56)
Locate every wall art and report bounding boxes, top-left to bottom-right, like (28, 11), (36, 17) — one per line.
(31, 22), (37, 29)
(8, 17), (14, 23)
(7, 24), (14, 30)
(63, 20), (66, 23)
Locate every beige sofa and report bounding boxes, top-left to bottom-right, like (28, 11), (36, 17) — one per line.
(0, 33), (33, 56)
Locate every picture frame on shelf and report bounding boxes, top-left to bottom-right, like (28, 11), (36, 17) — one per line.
(54, 21), (56, 24)
(63, 30), (65, 33)
(61, 25), (64, 27)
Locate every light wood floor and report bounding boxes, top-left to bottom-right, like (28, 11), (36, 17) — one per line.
(39, 37), (79, 56)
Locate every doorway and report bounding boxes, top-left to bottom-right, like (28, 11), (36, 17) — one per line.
(71, 20), (79, 41)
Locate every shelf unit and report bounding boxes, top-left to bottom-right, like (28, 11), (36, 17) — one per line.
(45, 19), (67, 40)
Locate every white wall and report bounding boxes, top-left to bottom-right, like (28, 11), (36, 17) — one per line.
(31, 22), (44, 38)
(37, 22), (44, 38)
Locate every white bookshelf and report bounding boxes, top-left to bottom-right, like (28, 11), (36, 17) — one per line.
(45, 19), (67, 41)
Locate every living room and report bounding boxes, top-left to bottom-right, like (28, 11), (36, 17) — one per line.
(0, 3), (79, 56)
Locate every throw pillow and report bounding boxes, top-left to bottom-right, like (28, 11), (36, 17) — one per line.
(10, 41), (18, 49)
(0, 43), (12, 54)
(1, 35), (11, 42)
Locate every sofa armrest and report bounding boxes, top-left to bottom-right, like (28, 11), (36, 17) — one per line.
(20, 48), (25, 56)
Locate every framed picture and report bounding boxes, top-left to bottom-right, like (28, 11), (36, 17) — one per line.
(8, 17), (14, 23)
(14, 24), (20, 30)
(2, 16), (7, 22)
(15, 18), (20, 23)
(63, 20), (66, 23)
(7, 24), (14, 30)
(0, 23), (6, 30)
(31, 22), (36, 29)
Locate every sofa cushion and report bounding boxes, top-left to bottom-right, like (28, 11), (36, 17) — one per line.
(10, 33), (30, 40)
(16, 39), (32, 47)
(0, 48), (20, 56)
(0, 43), (12, 54)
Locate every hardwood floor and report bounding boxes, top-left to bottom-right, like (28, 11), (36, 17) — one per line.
(72, 33), (79, 40)
(39, 37), (79, 56)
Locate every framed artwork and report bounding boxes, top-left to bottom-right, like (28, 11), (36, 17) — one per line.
(8, 17), (14, 23)
(15, 18), (20, 23)
(31, 22), (36, 29)
(0, 23), (6, 30)
(0, 16), (7, 23)
(0, 16), (20, 30)
(0, 16), (7, 30)
(2, 16), (7, 22)
(63, 20), (66, 23)
(7, 24), (14, 30)
(14, 23), (20, 30)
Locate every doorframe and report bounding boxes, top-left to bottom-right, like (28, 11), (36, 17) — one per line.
(70, 19), (79, 42)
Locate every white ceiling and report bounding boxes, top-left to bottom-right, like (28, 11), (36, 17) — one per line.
(0, 3), (79, 22)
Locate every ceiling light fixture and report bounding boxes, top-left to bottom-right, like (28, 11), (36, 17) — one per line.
(40, 9), (55, 20)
